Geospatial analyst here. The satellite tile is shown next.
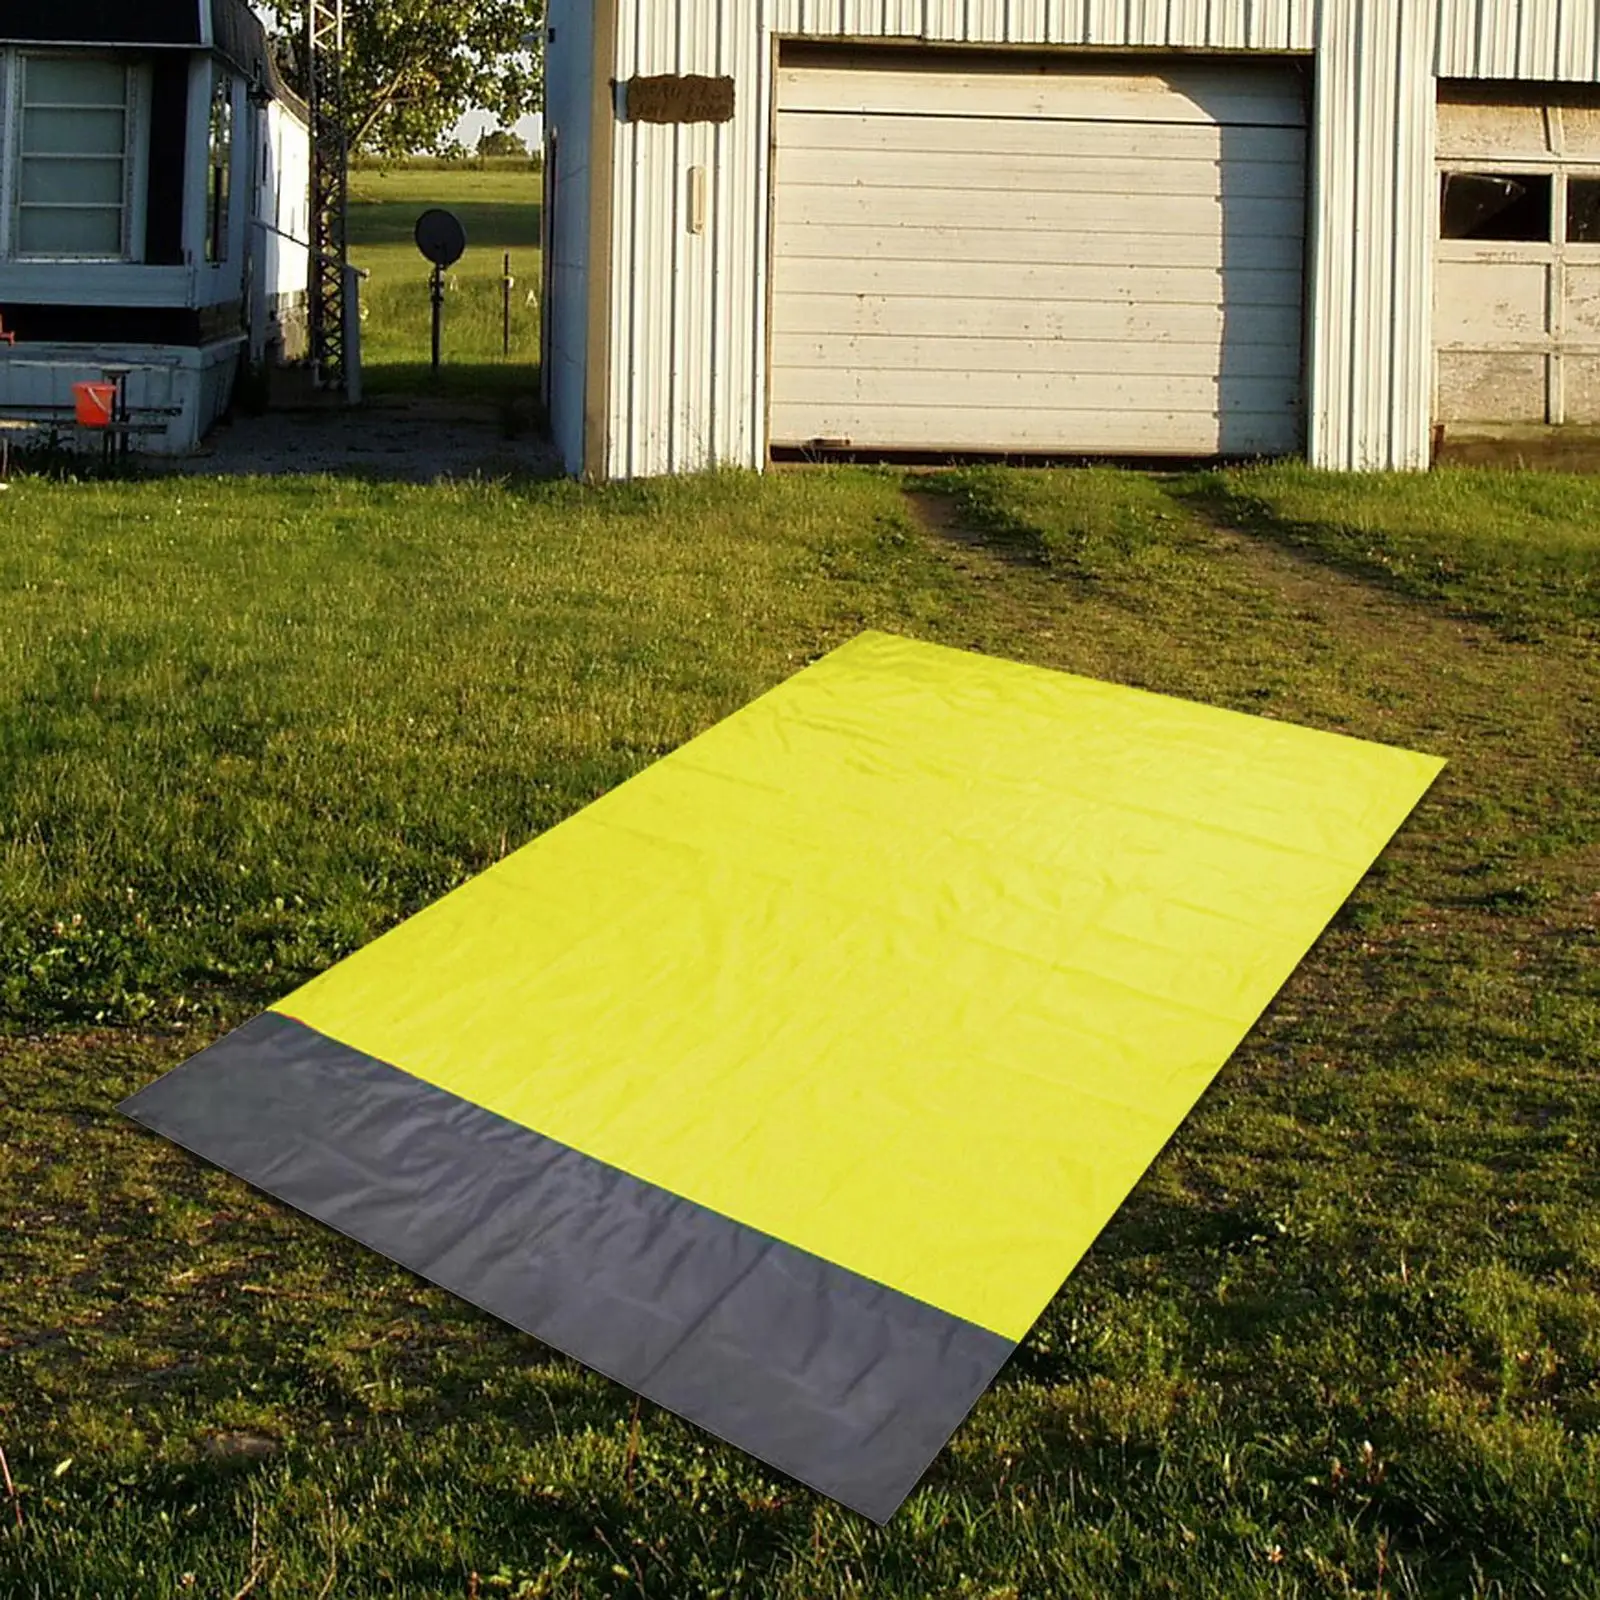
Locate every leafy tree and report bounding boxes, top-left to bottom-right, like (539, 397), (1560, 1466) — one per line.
(260, 0), (545, 156)
(476, 127), (530, 159)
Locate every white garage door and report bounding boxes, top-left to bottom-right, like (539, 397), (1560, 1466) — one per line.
(770, 54), (1308, 457)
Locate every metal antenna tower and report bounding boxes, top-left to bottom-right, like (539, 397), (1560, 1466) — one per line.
(304, 0), (350, 393)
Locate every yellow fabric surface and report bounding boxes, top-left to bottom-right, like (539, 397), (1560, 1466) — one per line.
(275, 631), (1445, 1341)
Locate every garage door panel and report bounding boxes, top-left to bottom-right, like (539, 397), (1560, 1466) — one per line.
(772, 293), (1304, 347)
(1435, 260), (1550, 342)
(776, 139), (1307, 202)
(781, 111), (1306, 167)
(778, 66), (1308, 128)
(771, 60), (1306, 458)
(769, 402), (1295, 457)
(774, 222), (1307, 272)
(775, 181), (1303, 234)
(782, 258), (1304, 310)
(1564, 357), (1600, 423)
(1566, 265), (1600, 338)
(774, 367), (1302, 416)
(772, 331), (1301, 380)
(773, 333), (1301, 380)
(1567, 108), (1600, 158)
(1436, 100), (1550, 160)
(1436, 351), (1547, 423)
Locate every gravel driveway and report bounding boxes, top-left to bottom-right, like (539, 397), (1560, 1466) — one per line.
(164, 395), (560, 483)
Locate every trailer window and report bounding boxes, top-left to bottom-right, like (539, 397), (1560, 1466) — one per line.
(16, 56), (134, 259)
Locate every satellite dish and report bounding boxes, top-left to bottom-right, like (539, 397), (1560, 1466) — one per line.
(415, 208), (467, 268)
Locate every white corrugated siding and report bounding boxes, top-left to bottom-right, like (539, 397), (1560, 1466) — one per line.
(260, 99), (311, 306)
(1435, 0), (1600, 81)
(1307, 3), (1438, 472)
(600, 1), (1600, 478)
(766, 2), (1314, 49)
(608, 1), (770, 476)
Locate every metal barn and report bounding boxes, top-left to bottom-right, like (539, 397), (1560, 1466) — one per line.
(540, 0), (1600, 479)
(0, 0), (312, 453)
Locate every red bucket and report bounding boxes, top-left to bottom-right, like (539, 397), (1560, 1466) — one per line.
(73, 381), (117, 429)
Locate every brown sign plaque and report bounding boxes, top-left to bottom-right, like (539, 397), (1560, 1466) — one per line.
(623, 74), (737, 125)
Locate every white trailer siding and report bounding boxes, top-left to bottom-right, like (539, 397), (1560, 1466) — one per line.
(588, 0), (1600, 479)
(251, 98), (312, 363)
(267, 101), (312, 304)
(0, 343), (233, 454)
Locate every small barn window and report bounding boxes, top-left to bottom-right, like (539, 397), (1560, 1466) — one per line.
(1440, 172), (1553, 242)
(206, 68), (233, 264)
(16, 56), (135, 259)
(1568, 178), (1600, 244)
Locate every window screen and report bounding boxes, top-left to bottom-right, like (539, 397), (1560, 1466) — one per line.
(1569, 177), (1600, 245)
(1440, 172), (1553, 242)
(18, 56), (131, 258)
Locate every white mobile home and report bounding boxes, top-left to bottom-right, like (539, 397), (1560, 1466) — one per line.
(542, 1), (1600, 479)
(0, 0), (312, 453)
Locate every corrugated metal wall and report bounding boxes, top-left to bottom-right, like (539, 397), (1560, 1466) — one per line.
(1436, 0), (1600, 80)
(764, 2), (1314, 50)
(1310, 3), (1437, 473)
(601, 0), (1600, 478)
(608, 3), (771, 477)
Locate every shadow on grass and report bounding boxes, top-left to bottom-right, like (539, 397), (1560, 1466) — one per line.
(1169, 473), (1600, 641)
(361, 362), (546, 413)
(998, 1183), (1319, 1394)
(1170, 476), (1433, 611)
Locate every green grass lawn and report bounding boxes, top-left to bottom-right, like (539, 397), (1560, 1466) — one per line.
(2, 454), (1597, 1596)
(347, 162), (543, 400)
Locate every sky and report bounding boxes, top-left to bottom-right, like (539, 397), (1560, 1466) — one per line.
(452, 108), (545, 154)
